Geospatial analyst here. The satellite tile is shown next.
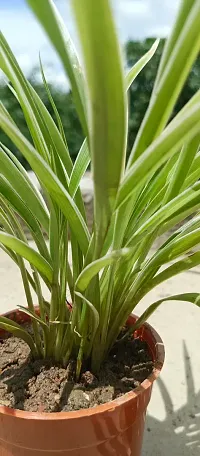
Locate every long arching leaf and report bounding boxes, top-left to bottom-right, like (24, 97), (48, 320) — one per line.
(26, 0), (87, 135)
(0, 176), (50, 261)
(126, 39), (159, 90)
(73, 0), (127, 253)
(75, 292), (99, 336)
(69, 139), (90, 198)
(132, 293), (200, 332)
(0, 111), (90, 254)
(0, 144), (49, 232)
(129, 0), (200, 163)
(0, 232), (53, 282)
(117, 101), (200, 208)
(75, 248), (130, 292)
(0, 316), (37, 355)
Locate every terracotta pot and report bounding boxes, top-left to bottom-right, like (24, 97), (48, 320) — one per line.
(0, 309), (164, 456)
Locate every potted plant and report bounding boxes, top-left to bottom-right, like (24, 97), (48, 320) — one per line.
(0, 0), (200, 454)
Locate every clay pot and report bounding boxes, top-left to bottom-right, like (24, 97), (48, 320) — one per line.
(0, 309), (164, 456)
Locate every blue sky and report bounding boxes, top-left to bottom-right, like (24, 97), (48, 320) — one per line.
(0, 0), (180, 86)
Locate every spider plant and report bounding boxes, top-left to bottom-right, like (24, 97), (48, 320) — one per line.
(0, 0), (200, 377)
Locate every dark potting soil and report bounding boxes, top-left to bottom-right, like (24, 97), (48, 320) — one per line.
(0, 332), (154, 413)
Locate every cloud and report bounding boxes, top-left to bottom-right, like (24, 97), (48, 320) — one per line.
(0, 0), (181, 78)
(119, 0), (150, 16)
(148, 25), (171, 38)
(0, 0), (80, 77)
(115, 0), (180, 41)
(16, 53), (33, 73)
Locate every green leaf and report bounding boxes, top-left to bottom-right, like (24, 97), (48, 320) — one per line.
(165, 229), (200, 261)
(7, 68), (73, 181)
(127, 184), (200, 246)
(134, 229), (200, 296)
(75, 291), (99, 337)
(72, 0), (127, 253)
(69, 139), (90, 198)
(154, 0), (196, 87)
(126, 39), (159, 90)
(28, 83), (73, 177)
(7, 62), (86, 222)
(27, 83), (87, 218)
(17, 306), (49, 329)
(163, 134), (200, 204)
(146, 252), (200, 293)
(177, 213), (200, 237)
(1, 141), (45, 202)
(0, 315), (37, 355)
(117, 101), (200, 209)
(0, 144), (49, 232)
(0, 232), (53, 282)
(39, 55), (67, 144)
(0, 175), (50, 261)
(129, 0), (200, 163)
(183, 151), (200, 190)
(0, 110), (90, 255)
(132, 293), (200, 332)
(121, 157), (177, 246)
(0, 32), (49, 162)
(159, 212), (200, 252)
(75, 248), (130, 292)
(26, 0), (87, 135)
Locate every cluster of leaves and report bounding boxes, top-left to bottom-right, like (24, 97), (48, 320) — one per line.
(0, 0), (200, 377)
(0, 79), (83, 167)
(126, 37), (200, 154)
(1, 36), (200, 168)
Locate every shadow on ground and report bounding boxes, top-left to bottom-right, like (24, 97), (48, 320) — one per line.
(142, 343), (200, 455)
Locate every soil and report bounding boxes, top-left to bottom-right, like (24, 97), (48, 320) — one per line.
(0, 332), (153, 413)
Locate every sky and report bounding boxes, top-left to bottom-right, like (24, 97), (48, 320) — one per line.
(0, 0), (180, 87)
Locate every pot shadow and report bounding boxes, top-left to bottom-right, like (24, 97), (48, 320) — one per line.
(142, 342), (200, 456)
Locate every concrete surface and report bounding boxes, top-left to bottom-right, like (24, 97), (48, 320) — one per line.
(0, 247), (200, 455)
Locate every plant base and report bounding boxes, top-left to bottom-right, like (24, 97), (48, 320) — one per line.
(0, 309), (164, 455)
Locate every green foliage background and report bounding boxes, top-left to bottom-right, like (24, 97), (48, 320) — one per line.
(0, 38), (199, 169)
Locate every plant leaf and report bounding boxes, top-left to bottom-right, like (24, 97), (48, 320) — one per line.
(0, 144), (49, 232)
(132, 293), (200, 332)
(75, 291), (99, 337)
(126, 39), (159, 90)
(154, 0), (196, 87)
(0, 316), (37, 355)
(117, 101), (200, 208)
(0, 232), (53, 282)
(75, 248), (130, 292)
(0, 175), (50, 261)
(129, 0), (200, 163)
(163, 134), (200, 204)
(0, 32), (50, 162)
(72, 0), (127, 253)
(26, 0), (87, 134)
(69, 139), (90, 198)
(28, 83), (72, 176)
(127, 184), (200, 246)
(146, 252), (200, 293)
(17, 306), (49, 329)
(0, 110), (90, 255)
(39, 55), (67, 144)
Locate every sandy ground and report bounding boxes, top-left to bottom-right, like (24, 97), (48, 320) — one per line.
(0, 246), (200, 455)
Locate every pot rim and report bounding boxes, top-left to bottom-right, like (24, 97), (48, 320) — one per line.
(0, 309), (164, 420)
